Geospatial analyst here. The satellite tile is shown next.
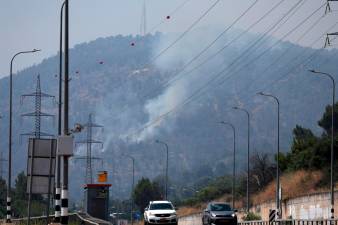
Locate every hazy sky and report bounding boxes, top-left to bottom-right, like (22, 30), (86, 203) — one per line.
(1, 0), (337, 76)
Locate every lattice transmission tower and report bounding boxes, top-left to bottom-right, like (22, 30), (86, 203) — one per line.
(75, 114), (104, 184)
(21, 74), (55, 139)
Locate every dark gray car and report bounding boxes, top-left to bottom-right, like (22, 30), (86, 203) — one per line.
(202, 203), (237, 225)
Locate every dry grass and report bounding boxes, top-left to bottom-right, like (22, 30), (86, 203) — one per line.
(177, 203), (205, 217)
(252, 170), (323, 205)
(135, 170), (331, 221)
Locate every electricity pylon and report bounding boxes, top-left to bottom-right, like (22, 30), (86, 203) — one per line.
(21, 74), (55, 139)
(75, 114), (103, 184)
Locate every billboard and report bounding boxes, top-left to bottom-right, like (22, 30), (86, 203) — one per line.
(27, 138), (56, 194)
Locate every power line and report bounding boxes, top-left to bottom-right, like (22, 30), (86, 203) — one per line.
(148, 0), (193, 33)
(125, 2), (328, 140)
(141, 0), (260, 100)
(237, 14), (326, 97)
(159, 0), (288, 92)
(146, 0), (221, 66)
(174, 0), (305, 89)
(218, 2), (326, 85)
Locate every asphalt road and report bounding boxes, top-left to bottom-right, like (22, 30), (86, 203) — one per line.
(179, 214), (202, 225)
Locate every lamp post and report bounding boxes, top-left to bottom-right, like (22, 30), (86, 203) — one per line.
(257, 92), (280, 218)
(7, 49), (40, 223)
(123, 155), (135, 225)
(233, 106), (250, 213)
(55, 2), (65, 223)
(220, 122), (236, 209)
(309, 69), (335, 219)
(155, 140), (169, 200)
(61, 0), (70, 224)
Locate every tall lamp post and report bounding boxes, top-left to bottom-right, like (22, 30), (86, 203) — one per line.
(219, 122), (236, 209)
(155, 140), (169, 200)
(123, 155), (135, 225)
(233, 106), (251, 213)
(257, 92), (280, 218)
(309, 69), (335, 219)
(55, 2), (65, 223)
(7, 49), (40, 223)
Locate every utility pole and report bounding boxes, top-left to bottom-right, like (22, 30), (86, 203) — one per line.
(309, 70), (336, 220)
(55, 1), (65, 223)
(220, 122), (236, 209)
(233, 107), (251, 213)
(155, 140), (169, 200)
(20, 75), (55, 139)
(75, 114), (103, 184)
(140, 0), (147, 35)
(122, 155), (135, 225)
(20, 74), (55, 225)
(7, 49), (40, 223)
(61, 0), (70, 224)
(257, 92), (281, 219)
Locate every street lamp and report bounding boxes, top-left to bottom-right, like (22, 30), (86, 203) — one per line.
(155, 140), (169, 200)
(309, 69), (335, 219)
(55, 2), (65, 223)
(233, 106), (250, 213)
(257, 91), (280, 218)
(219, 121), (236, 209)
(123, 154), (135, 225)
(7, 49), (40, 223)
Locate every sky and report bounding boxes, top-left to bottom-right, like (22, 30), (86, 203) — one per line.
(0, 0), (337, 77)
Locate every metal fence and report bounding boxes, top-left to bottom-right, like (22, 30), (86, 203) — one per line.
(6, 212), (112, 225)
(239, 219), (338, 225)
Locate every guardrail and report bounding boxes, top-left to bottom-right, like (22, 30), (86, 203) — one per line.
(239, 219), (338, 225)
(4, 212), (112, 225)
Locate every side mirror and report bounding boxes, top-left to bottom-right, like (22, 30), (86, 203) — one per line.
(204, 209), (209, 213)
(144, 208), (148, 211)
(233, 209), (238, 213)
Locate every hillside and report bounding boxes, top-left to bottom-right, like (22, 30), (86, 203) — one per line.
(0, 28), (337, 203)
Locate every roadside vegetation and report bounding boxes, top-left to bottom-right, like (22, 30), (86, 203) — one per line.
(130, 103), (338, 220)
(0, 172), (46, 218)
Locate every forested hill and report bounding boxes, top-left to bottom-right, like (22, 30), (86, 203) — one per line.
(0, 28), (337, 202)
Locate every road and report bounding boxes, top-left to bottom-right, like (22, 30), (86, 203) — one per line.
(179, 214), (202, 225)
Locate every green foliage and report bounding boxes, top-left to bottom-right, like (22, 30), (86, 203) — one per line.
(242, 212), (261, 221)
(181, 176), (232, 206)
(11, 172), (46, 217)
(133, 178), (162, 213)
(318, 102), (338, 135)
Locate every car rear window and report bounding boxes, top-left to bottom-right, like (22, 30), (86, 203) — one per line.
(150, 203), (173, 210)
(210, 204), (231, 211)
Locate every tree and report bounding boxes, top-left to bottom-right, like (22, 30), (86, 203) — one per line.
(133, 178), (162, 213)
(12, 172), (45, 217)
(318, 102), (338, 135)
(249, 152), (275, 193)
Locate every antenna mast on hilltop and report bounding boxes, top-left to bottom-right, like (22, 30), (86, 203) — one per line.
(140, 0), (147, 36)
(75, 114), (104, 184)
(21, 74), (55, 139)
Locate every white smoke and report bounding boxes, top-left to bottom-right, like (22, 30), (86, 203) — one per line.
(134, 27), (227, 142)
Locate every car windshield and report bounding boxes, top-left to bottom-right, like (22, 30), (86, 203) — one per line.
(150, 203), (173, 210)
(210, 204), (231, 211)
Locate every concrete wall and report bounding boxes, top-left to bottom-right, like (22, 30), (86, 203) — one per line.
(250, 190), (338, 220)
